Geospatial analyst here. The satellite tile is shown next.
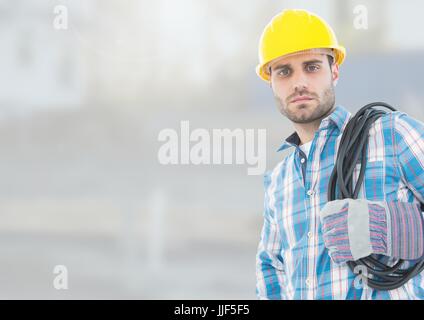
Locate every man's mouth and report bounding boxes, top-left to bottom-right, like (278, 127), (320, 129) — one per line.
(291, 96), (314, 104)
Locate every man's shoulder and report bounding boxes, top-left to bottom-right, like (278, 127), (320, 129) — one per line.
(361, 109), (409, 132)
(375, 110), (424, 138)
(379, 110), (407, 124)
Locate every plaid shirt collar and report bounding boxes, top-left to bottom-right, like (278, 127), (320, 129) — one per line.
(277, 105), (351, 152)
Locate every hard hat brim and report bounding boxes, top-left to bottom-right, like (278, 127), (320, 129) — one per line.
(256, 45), (346, 83)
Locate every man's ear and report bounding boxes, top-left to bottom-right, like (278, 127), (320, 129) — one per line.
(269, 72), (274, 90)
(268, 69), (273, 88)
(331, 63), (339, 87)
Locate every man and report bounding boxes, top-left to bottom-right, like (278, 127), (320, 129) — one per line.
(255, 9), (424, 299)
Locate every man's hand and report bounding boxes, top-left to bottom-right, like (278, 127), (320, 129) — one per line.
(319, 198), (424, 265)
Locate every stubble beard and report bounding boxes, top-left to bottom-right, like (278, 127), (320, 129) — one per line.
(275, 85), (336, 124)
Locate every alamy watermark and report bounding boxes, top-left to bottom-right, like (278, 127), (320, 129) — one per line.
(157, 121), (267, 175)
(53, 265), (69, 290)
(53, 5), (68, 30)
(353, 264), (370, 289)
(353, 4), (369, 30)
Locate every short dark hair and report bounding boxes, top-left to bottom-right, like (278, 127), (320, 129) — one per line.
(327, 55), (334, 67)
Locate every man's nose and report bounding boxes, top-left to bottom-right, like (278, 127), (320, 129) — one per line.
(291, 71), (308, 93)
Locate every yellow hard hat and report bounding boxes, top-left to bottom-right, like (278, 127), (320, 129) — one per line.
(256, 9), (346, 82)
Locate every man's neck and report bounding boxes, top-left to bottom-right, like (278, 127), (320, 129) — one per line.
(293, 105), (336, 146)
(293, 121), (321, 146)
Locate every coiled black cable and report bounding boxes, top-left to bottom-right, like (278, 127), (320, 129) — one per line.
(327, 102), (424, 290)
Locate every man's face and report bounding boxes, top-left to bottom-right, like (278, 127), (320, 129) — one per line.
(269, 53), (339, 124)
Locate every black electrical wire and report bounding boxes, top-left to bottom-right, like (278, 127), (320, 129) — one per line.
(327, 102), (424, 290)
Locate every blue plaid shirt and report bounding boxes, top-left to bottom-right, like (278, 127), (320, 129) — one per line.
(256, 105), (424, 299)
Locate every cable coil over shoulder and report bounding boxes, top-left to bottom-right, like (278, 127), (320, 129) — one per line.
(327, 102), (424, 290)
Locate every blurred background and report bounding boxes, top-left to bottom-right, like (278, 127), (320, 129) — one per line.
(0, 0), (423, 299)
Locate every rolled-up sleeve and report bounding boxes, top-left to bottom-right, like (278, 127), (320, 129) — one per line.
(394, 112), (424, 204)
(392, 112), (424, 260)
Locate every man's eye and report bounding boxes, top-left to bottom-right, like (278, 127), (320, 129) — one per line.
(278, 68), (291, 77)
(306, 65), (320, 72)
